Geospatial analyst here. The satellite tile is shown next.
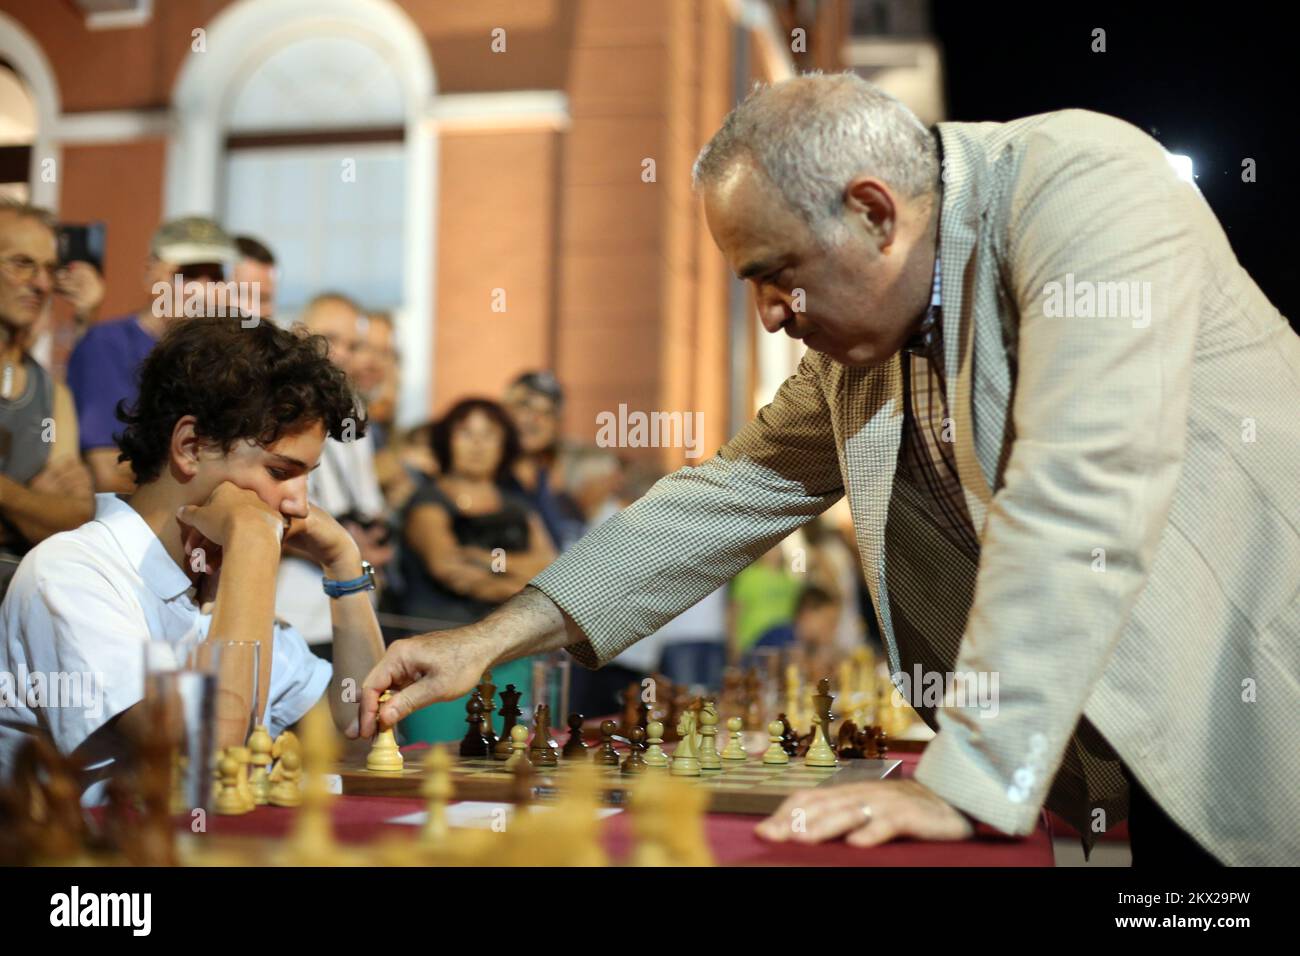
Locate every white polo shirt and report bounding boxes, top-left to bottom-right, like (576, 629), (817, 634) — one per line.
(0, 493), (331, 802)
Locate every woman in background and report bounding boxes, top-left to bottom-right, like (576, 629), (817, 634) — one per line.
(397, 398), (554, 742)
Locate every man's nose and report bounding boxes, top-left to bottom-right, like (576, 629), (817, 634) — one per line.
(755, 287), (791, 334)
(31, 268), (54, 295)
(280, 477), (311, 519)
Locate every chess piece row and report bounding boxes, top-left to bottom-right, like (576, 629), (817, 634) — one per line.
(214, 724), (304, 815)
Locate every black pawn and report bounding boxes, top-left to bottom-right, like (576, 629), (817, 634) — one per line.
(620, 726), (647, 774)
(593, 719), (620, 767)
(459, 692), (490, 757)
(562, 713), (588, 757)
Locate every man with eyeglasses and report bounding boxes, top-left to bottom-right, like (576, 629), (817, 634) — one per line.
(502, 371), (586, 551)
(66, 216), (240, 493)
(0, 200), (95, 597)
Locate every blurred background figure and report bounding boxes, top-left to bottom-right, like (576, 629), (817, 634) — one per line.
(65, 216), (238, 493)
(727, 543), (802, 665)
(502, 370), (584, 551)
(275, 291), (390, 659)
(800, 512), (874, 655)
(232, 234), (277, 321)
(745, 583), (842, 678)
(0, 200), (93, 597)
(397, 397), (554, 742)
(352, 310), (399, 449)
(558, 444), (623, 528)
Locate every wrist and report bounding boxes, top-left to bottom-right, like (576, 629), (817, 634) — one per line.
(323, 552), (365, 582)
(227, 514), (283, 551)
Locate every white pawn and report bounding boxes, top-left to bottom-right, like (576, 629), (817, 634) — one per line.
(504, 723), (532, 771)
(367, 692), (405, 771)
(420, 746), (452, 845)
(698, 703), (722, 771)
(644, 719), (670, 768)
(721, 716), (748, 761)
(762, 720), (790, 765)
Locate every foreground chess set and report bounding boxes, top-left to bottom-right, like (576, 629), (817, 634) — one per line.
(337, 653), (906, 815)
(0, 647), (917, 866)
(0, 700), (715, 867)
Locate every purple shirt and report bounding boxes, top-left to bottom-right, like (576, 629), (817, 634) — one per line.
(66, 314), (158, 452)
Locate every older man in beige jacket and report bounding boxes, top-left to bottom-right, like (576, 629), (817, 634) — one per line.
(358, 74), (1299, 866)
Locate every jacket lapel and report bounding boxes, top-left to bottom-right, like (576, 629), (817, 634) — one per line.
(830, 359), (906, 668)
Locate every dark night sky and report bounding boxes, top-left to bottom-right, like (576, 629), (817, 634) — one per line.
(930, 0), (1295, 329)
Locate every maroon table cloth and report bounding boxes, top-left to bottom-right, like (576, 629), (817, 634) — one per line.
(197, 749), (1055, 866)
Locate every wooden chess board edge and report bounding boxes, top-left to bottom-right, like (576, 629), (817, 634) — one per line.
(337, 757), (902, 815)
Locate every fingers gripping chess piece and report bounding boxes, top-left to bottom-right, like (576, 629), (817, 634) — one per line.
(367, 691), (406, 771)
(762, 720), (790, 765)
(643, 719), (670, 768)
(721, 716), (748, 761)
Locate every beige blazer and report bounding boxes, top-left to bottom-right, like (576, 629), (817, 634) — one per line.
(533, 110), (1300, 865)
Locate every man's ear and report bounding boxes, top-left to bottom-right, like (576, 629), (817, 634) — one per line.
(843, 176), (898, 249)
(170, 415), (204, 478)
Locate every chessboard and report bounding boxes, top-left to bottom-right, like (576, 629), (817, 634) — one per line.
(338, 752), (902, 815)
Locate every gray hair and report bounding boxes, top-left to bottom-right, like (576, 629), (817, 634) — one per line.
(0, 198), (57, 232)
(692, 72), (938, 235)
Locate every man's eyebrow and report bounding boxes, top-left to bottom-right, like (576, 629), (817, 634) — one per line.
(736, 258), (781, 281)
(268, 453), (314, 471)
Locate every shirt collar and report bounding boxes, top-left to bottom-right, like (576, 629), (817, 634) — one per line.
(93, 493), (194, 602)
(903, 253), (943, 360)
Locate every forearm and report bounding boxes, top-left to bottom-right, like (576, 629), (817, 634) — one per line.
(0, 475), (94, 543)
(323, 550), (386, 731)
(478, 586), (583, 668)
(209, 522), (282, 720)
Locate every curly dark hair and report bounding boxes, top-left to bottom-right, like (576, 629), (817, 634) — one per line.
(430, 398), (520, 483)
(116, 316), (364, 484)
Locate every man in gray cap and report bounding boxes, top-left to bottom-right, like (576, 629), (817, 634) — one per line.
(66, 216), (239, 492)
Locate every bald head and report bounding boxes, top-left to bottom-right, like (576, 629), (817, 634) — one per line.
(301, 293), (363, 377)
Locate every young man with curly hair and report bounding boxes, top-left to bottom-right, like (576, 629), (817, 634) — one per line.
(0, 317), (384, 801)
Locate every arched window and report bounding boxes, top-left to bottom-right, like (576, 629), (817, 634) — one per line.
(221, 35), (410, 314)
(0, 11), (60, 210)
(168, 0), (436, 426)
(0, 64), (38, 202)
